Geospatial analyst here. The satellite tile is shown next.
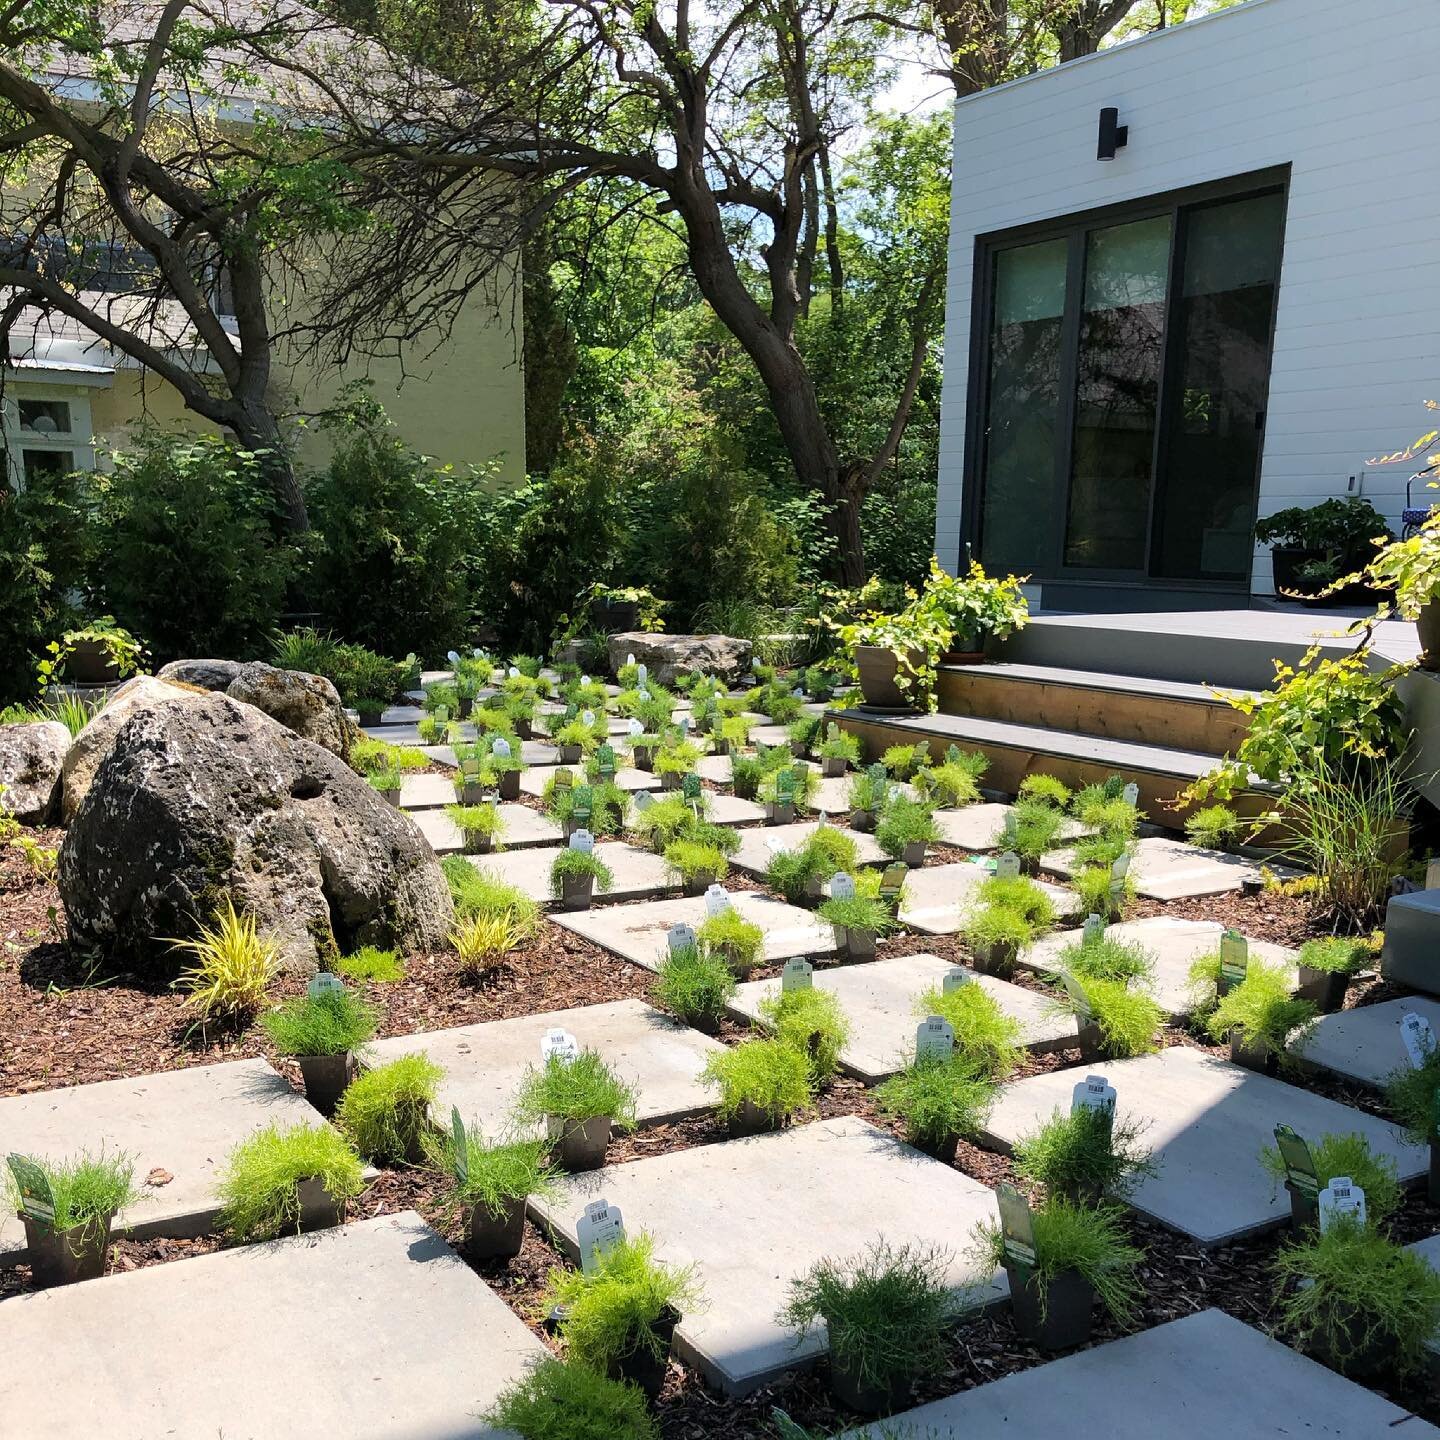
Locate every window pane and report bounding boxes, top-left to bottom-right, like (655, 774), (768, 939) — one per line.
(1063, 215), (1171, 569)
(22, 449), (74, 486)
(978, 238), (1068, 575)
(19, 398), (71, 434)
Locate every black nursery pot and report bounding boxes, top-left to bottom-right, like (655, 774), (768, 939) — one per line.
(971, 941), (1017, 979)
(727, 1098), (783, 1138)
(550, 1113), (612, 1171)
(911, 1130), (960, 1164)
(608, 1305), (680, 1403)
(498, 770), (521, 801)
(21, 1212), (115, 1287)
(1430, 1139), (1440, 1206)
(1005, 1264), (1095, 1351)
(295, 1176), (346, 1233)
(1229, 1030), (1277, 1075)
(829, 1352), (912, 1416)
(558, 743), (583, 765)
(633, 745), (655, 772)
(661, 770), (682, 791)
(850, 807), (876, 833)
(766, 802), (795, 826)
(559, 874), (595, 912)
(1294, 965), (1348, 1014)
(822, 756), (847, 778)
(901, 840), (927, 868)
(463, 1194), (527, 1261)
(682, 871), (717, 897)
(357, 709), (384, 728)
(296, 1051), (356, 1117)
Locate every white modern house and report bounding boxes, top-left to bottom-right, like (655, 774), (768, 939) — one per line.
(936, 0), (1440, 610)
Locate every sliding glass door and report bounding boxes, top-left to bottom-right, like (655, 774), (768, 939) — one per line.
(972, 176), (1286, 588)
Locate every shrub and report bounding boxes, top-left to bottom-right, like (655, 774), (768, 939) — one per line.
(1002, 800), (1064, 862)
(759, 988), (851, 1084)
(816, 892), (892, 937)
(1385, 1050), (1440, 1145)
(1204, 960), (1317, 1058)
(876, 796), (940, 859)
(977, 875), (1057, 931)
(443, 858), (543, 934)
(758, 763), (821, 811)
(446, 802), (505, 850)
(450, 911), (525, 975)
(484, 1357), (659, 1440)
(917, 750), (987, 808)
(1185, 804), (1242, 851)
(630, 794), (705, 852)
(336, 1053), (443, 1163)
(1056, 975), (1162, 1059)
(1012, 1106), (1156, 1203)
(546, 777), (628, 835)
(702, 1038), (813, 1124)
(788, 714), (824, 754)
(260, 986), (378, 1056)
(549, 848), (616, 900)
(335, 946), (406, 983)
(216, 1123), (365, 1242)
(1296, 936), (1370, 976)
(847, 765), (891, 815)
(172, 898), (279, 1025)
(652, 945), (737, 1028)
(875, 1054), (996, 1148)
(514, 1051), (639, 1127)
(1078, 798), (1142, 842)
(917, 982), (1022, 1081)
(1056, 933), (1152, 985)
(697, 908), (765, 975)
(778, 1241), (952, 1394)
(664, 839), (730, 886)
(818, 725), (862, 764)
(1018, 774), (1070, 810)
(431, 1127), (558, 1221)
(1072, 863), (1134, 920)
(1259, 1132), (1401, 1225)
(3, 1149), (139, 1234)
(273, 630), (415, 710)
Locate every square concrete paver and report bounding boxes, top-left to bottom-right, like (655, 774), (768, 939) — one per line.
(468, 841), (671, 905)
(933, 802), (1090, 853)
(364, 999), (724, 1136)
(841, 1308), (1439, 1439)
(0, 1212), (544, 1439)
(982, 1046), (1426, 1246)
(729, 953), (1076, 1082)
(0, 1060), (330, 1263)
(730, 821), (887, 878)
(530, 1115), (1007, 1395)
(748, 723), (793, 747)
(518, 764), (661, 798)
(1289, 996), (1440, 1088)
(1044, 835), (1293, 900)
(399, 771), (457, 809)
(899, 861), (1076, 934)
(708, 793), (767, 826)
(411, 803), (563, 853)
(1406, 1235), (1440, 1365)
(1017, 916), (1297, 1019)
(696, 754), (733, 784)
(552, 890), (837, 971)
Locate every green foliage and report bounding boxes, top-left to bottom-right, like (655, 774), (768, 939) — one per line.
(450, 910), (526, 974)
(881, 743), (930, 780)
(335, 946), (405, 983)
(696, 908), (765, 975)
(4, 1149), (139, 1233)
(961, 903), (1035, 958)
(846, 765), (891, 814)
(272, 630), (414, 710)
(1259, 1132), (1401, 1224)
(664, 839), (730, 884)
(172, 898), (279, 1025)
(1072, 864), (1134, 920)
(651, 944), (737, 1027)
(545, 777), (628, 835)
(759, 988), (851, 1084)
(446, 802), (504, 846)
(432, 1128), (559, 1219)
(260, 986), (378, 1056)
(875, 1054), (996, 1147)
(216, 1123), (365, 1242)
(765, 827), (859, 904)
(549, 847), (615, 898)
(916, 753), (985, 808)
(1056, 933), (1152, 985)
(758, 762), (821, 811)
(1018, 774), (1071, 810)
(1185, 804), (1242, 850)
(1003, 800), (1065, 862)
(818, 725), (861, 763)
(779, 1241), (952, 1392)
(514, 1051), (639, 1127)
(917, 983), (1022, 1081)
(875, 796), (939, 858)
(443, 857), (543, 935)
(1205, 960), (1317, 1057)
(351, 737), (428, 775)
(1011, 1107), (1155, 1203)
(1296, 936), (1370, 976)
(630, 793), (712, 852)
(702, 1038), (813, 1123)
(336, 1053), (443, 1163)
(816, 892), (892, 935)
(977, 875), (1057, 932)
(1057, 975), (1162, 1059)
(1384, 1051), (1440, 1145)
(483, 1357), (659, 1440)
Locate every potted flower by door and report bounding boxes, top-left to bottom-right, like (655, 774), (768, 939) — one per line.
(818, 724), (861, 778)
(818, 891), (891, 963)
(549, 846), (615, 911)
(875, 1051), (998, 1163)
(1204, 960), (1317, 1074)
(514, 1049), (639, 1171)
(216, 1123), (366, 1240)
(916, 557), (1030, 664)
(447, 801), (505, 855)
(5, 1150), (141, 1287)
(779, 1241), (952, 1415)
(702, 1037), (813, 1137)
(1254, 497), (1392, 604)
(259, 983), (380, 1116)
(434, 1112), (559, 1261)
(651, 941), (737, 1034)
(876, 796), (940, 868)
(663, 838), (730, 896)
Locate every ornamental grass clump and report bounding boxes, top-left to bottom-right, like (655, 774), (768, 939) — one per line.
(549, 847), (615, 902)
(1055, 932), (1152, 985)
(651, 944), (736, 1031)
(999, 799), (1065, 867)
(759, 988), (851, 1085)
(765, 827), (859, 904)
(1018, 774), (1070, 810)
(1384, 1047), (1440, 1145)
(1185, 803), (1243, 851)
(816, 892), (893, 951)
(876, 796), (940, 862)
(759, 763), (821, 812)
(917, 748), (988, 808)
(431, 1126), (559, 1224)
(917, 982), (1022, 1081)
(1205, 959), (1317, 1065)
(1258, 1132), (1401, 1225)
(216, 1123), (365, 1242)
(961, 903), (1035, 975)
(875, 1054), (997, 1157)
(664, 838), (730, 890)
(445, 801), (506, 853)
(515, 1051), (640, 1130)
(882, 743), (930, 781)
(1011, 1106), (1156, 1204)
(172, 897), (279, 1026)
(817, 725), (862, 768)
(442, 856), (542, 935)
(5, 1149), (140, 1237)
(696, 907), (765, 975)
(702, 1037), (813, 1130)
(450, 911), (526, 976)
(977, 875), (1058, 932)
(1054, 974), (1162, 1059)
(1072, 862), (1135, 920)
(336, 1053), (443, 1164)
(336, 946), (406, 983)
(260, 986), (378, 1057)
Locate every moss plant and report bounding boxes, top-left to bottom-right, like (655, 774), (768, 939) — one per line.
(702, 1037), (813, 1124)
(549, 848), (616, 900)
(259, 986), (378, 1056)
(697, 908), (765, 975)
(1185, 804), (1242, 850)
(1002, 800), (1065, 863)
(664, 839), (730, 886)
(485, 1358), (660, 1440)
(545, 1232), (701, 1370)
(875, 1054), (997, 1148)
(4, 1149), (140, 1234)
(431, 1129), (559, 1221)
(442, 857), (542, 934)
(977, 875), (1058, 932)
(1011, 1106), (1156, 1203)
(1296, 936), (1370, 976)
(1055, 933), (1153, 985)
(1204, 960), (1318, 1058)
(515, 1051), (639, 1128)
(758, 988), (852, 1084)
(1274, 1219), (1440, 1376)
(917, 983), (1023, 1081)
(1259, 1131), (1402, 1224)
(876, 796), (940, 859)
(816, 892), (892, 936)
(1056, 975), (1162, 1058)
(335, 946), (405, 983)
(216, 1123), (365, 1241)
(450, 911), (525, 975)
(171, 897), (279, 1025)
(1018, 774), (1071, 810)
(651, 944), (737, 1028)
(778, 1241), (952, 1395)
(336, 1053), (444, 1163)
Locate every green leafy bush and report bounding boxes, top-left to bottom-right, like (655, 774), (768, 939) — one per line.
(917, 749), (988, 808)
(1296, 936), (1370, 976)
(216, 1123), (365, 1241)
(484, 1357), (659, 1440)
(1385, 1050), (1440, 1144)
(336, 1053), (443, 1163)
(1002, 800), (1065, 862)
(816, 892), (893, 936)
(1185, 804), (1242, 851)
(260, 986), (378, 1056)
(702, 1038), (813, 1124)
(651, 944), (737, 1028)
(1072, 863), (1135, 920)
(875, 796), (939, 859)
(1056, 975), (1162, 1059)
(961, 904), (1035, 961)
(664, 839), (730, 885)
(881, 743), (930, 780)
(442, 857), (543, 935)
(977, 875), (1057, 931)
(1056, 932), (1152, 985)
(765, 827), (859, 904)
(1011, 1106), (1155, 1203)
(1018, 774), (1070, 810)
(514, 1051), (639, 1127)
(759, 988), (851, 1084)
(875, 1054), (996, 1148)
(1205, 960), (1317, 1059)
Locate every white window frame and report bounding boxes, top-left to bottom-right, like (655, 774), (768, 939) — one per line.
(2, 383), (96, 492)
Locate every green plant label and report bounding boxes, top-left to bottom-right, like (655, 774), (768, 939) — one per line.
(541, 1028), (580, 1062)
(945, 744), (961, 765)
(596, 744), (616, 775)
(1082, 914), (1106, 945)
(1401, 1013), (1437, 1069)
(915, 1016), (955, 1061)
(1002, 812), (1018, 843)
(1318, 1175), (1366, 1233)
(1219, 929), (1248, 986)
(636, 664), (647, 686)
(996, 1183), (1036, 1271)
(435, 705), (449, 723)
(553, 768), (574, 792)
(995, 851), (1021, 880)
(1273, 1124), (1319, 1198)
(1071, 1074), (1116, 1117)
(682, 773), (703, 800)
(573, 784), (595, 821)
(6, 1154), (55, 1224)
(866, 762), (886, 787)
(704, 885), (732, 917)
(830, 872), (856, 901)
(308, 971), (345, 998)
(668, 922), (698, 952)
(450, 1107), (469, 1185)
(781, 958), (814, 993)
(942, 966), (969, 993)
(577, 1199), (625, 1274)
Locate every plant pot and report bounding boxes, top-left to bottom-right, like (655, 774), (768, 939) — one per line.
(548, 1113), (613, 1171)
(1303, 1299), (1394, 1379)
(804, 874), (824, 903)
(458, 779), (486, 805)
(559, 874), (595, 912)
(849, 807), (876, 833)
(633, 745), (655, 772)
(842, 926), (877, 963)
(464, 833), (495, 855)
(1075, 1021), (1105, 1062)
(910, 1131), (960, 1164)
(711, 739), (732, 757)
(20, 1211), (114, 1287)
(1005, 1264), (1095, 1351)
(686, 1010), (723, 1036)
(1270, 546), (1327, 600)
(682, 871), (717, 897)
(357, 709), (384, 728)
(660, 771), (682, 791)
(462, 1194), (527, 1261)
(596, 598), (641, 633)
(766, 802), (795, 826)
(513, 717), (535, 741)
(296, 1051), (356, 1117)
(727, 1099), (783, 1137)
(1418, 600), (1440, 671)
(381, 789), (402, 807)
(790, 740), (811, 760)
(457, 697), (474, 720)
(821, 756), (847, 778)
(295, 1176), (346, 1232)
(734, 776), (759, 801)
(828, 1352), (912, 1417)
(63, 639), (123, 684)
(558, 743), (582, 765)
(853, 645), (923, 711)
(1229, 1030), (1277, 1075)
(901, 840), (927, 868)
(498, 770), (521, 801)
(608, 1305), (680, 1403)
(972, 941), (1018, 979)
(1294, 965), (1349, 1014)
(715, 942), (754, 977)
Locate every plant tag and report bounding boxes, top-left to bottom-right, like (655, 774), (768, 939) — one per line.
(682, 773), (702, 800)
(626, 653), (635, 667)
(667, 922), (699, 953)
(450, 1107), (469, 1185)
(1061, 970), (1092, 1022)
(6, 1154), (55, 1224)
(888, 784), (904, 804)
(880, 863), (908, 900)
(1082, 914), (1106, 944)
(1219, 929), (1248, 986)
(915, 1015), (955, 1060)
(637, 664), (647, 685)
(945, 744), (961, 765)
(1002, 812), (1018, 844)
(577, 1199), (625, 1274)
(679, 714), (693, 733)
(569, 829), (596, 855)
(1111, 853), (1130, 879)
(781, 957), (814, 992)
(572, 785), (594, 822)
(491, 737), (511, 758)
(447, 649), (460, 664)
(461, 756), (482, 778)
(1273, 1124), (1319, 1200)
(434, 705), (449, 724)
(942, 966), (969, 993)
(541, 1028), (580, 1062)
(830, 872), (856, 901)
(627, 718), (644, 738)
(1318, 1175), (1366, 1233)
(866, 762), (886, 786)
(580, 674), (589, 686)
(581, 709), (596, 728)
(704, 885), (732, 918)
(996, 1184), (1037, 1271)
(1401, 1012), (1437, 1069)
(1122, 782), (1140, 806)
(308, 971), (345, 997)
(1071, 1073), (1116, 1116)
(508, 665), (520, 678)
(634, 790), (654, 812)
(777, 770), (796, 803)
(553, 767), (574, 792)
(596, 744), (617, 776)
(995, 851), (1021, 880)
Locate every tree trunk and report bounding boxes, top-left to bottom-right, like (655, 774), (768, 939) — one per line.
(232, 403), (308, 533)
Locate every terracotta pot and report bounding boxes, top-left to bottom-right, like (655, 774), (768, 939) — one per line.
(462, 1194), (527, 1260)
(549, 1113), (612, 1171)
(853, 645), (921, 710)
(558, 874), (594, 912)
(296, 1051), (355, 1117)
(63, 639), (121, 684)
(21, 1211), (114, 1287)
(1005, 1264), (1095, 1351)
(1418, 601), (1440, 671)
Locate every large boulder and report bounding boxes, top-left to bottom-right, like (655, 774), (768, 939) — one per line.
(61, 675), (200, 823)
(58, 691), (453, 969)
(226, 662), (349, 759)
(0, 721), (71, 824)
(157, 658), (244, 692)
(607, 632), (753, 686)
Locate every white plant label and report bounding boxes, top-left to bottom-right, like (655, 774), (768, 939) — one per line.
(508, 665), (520, 678)
(447, 650), (460, 664)
(668, 922), (699, 952)
(1071, 1074), (1116, 1116)
(829, 872), (856, 901)
(626, 653), (635, 667)
(1122, 782), (1140, 806)
(1082, 914), (1106, 945)
(1111, 853), (1130, 879)
(915, 1016), (956, 1060)
(781, 958), (814, 992)
(581, 709), (596, 727)
(627, 718), (644, 737)
(1318, 1176), (1367, 1234)
(942, 966), (969, 993)
(491, 737), (511, 758)
(633, 790), (654, 812)
(541, 1028), (580, 1062)
(704, 885), (732, 918)
(581, 674), (589, 686)
(308, 971), (345, 997)
(995, 851), (1021, 880)
(577, 1199), (625, 1274)
(569, 829), (595, 853)
(1401, 1012), (1437, 1070)
(887, 784), (903, 804)
(637, 664), (647, 685)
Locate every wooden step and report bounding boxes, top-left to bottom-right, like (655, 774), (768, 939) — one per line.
(938, 662), (1254, 755)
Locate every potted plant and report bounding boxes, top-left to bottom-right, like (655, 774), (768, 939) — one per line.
(962, 904), (1036, 979)
(216, 1122), (366, 1240)
(845, 765), (889, 833)
(765, 827), (859, 905)
(5, 1149), (140, 1286)
(730, 751), (764, 800)
(916, 558), (1030, 663)
(664, 838), (730, 896)
(838, 605), (947, 713)
(1384, 1047), (1440, 1202)
(1254, 497), (1392, 604)
(1000, 800), (1066, 876)
(481, 741), (526, 801)
(629, 731), (662, 771)
(1018, 773), (1071, 809)
(354, 696), (388, 728)
(1011, 1105), (1156, 1206)
(817, 724), (861, 778)
(1183, 803), (1242, 852)
(759, 763), (818, 823)
(1051, 975), (1163, 1061)
(818, 891), (892, 962)
(484, 1357), (659, 1438)
(654, 741), (701, 791)
(1204, 960), (1317, 1073)
(779, 1241), (952, 1415)
(1293, 936), (1368, 1013)
(432, 1112), (559, 1261)
(553, 719), (597, 766)
(758, 988), (851, 1086)
(38, 616), (147, 688)
(918, 980), (1024, 1083)
(651, 942), (737, 1033)
(1259, 1131), (1401, 1233)
(544, 1232), (700, 1401)
(1071, 863), (1133, 924)
(702, 1037), (813, 1136)
(450, 910), (525, 978)
(550, 847), (615, 911)
(335, 1052), (444, 1164)
(876, 796), (940, 867)
(975, 1197), (1143, 1351)
(259, 984), (379, 1116)
(875, 1053), (996, 1163)
(804, 666), (838, 701)
(696, 907), (765, 976)
(1058, 930), (1153, 985)
(788, 713), (823, 759)
(882, 743), (931, 782)
(916, 747), (988, 808)
(712, 715), (751, 757)
(447, 801), (505, 855)
(514, 1049), (639, 1171)
(368, 764), (404, 807)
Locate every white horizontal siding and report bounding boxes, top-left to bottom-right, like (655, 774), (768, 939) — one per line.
(938, 0), (1440, 596)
